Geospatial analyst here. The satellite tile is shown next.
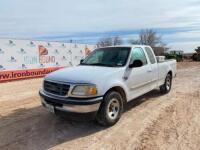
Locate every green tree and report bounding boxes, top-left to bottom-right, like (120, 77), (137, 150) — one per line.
(194, 47), (200, 61)
(195, 47), (200, 54)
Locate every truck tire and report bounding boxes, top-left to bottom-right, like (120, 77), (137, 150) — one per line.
(96, 91), (123, 126)
(160, 73), (172, 94)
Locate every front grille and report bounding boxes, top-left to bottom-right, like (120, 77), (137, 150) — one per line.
(44, 80), (70, 96)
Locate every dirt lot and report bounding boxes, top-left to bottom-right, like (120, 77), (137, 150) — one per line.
(0, 62), (200, 150)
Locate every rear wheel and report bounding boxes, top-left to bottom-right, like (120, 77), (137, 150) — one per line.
(96, 91), (123, 126)
(160, 73), (172, 94)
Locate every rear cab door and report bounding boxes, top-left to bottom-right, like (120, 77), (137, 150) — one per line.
(143, 46), (159, 89)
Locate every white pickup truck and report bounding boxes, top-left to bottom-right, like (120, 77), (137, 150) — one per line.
(39, 45), (176, 126)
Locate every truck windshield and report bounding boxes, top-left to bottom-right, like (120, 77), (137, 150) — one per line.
(81, 47), (131, 67)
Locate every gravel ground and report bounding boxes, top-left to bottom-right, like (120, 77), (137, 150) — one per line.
(0, 62), (200, 150)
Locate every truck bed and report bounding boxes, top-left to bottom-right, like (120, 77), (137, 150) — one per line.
(158, 59), (177, 80)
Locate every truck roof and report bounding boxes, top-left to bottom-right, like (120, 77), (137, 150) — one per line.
(98, 45), (150, 49)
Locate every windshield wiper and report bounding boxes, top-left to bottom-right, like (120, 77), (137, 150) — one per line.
(83, 63), (119, 67)
(89, 63), (109, 66)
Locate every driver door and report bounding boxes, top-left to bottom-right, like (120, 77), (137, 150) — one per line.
(125, 47), (152, 100)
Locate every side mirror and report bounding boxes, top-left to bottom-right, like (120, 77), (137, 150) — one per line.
(129, 60), (143, 68)
(80, 59), (84, 64)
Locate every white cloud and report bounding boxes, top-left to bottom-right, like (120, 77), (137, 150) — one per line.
(0, 0), (200, 52)
(165, 31), (200, 41)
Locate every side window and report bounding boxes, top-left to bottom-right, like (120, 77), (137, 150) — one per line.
(131, 47), (147, 65)
(145, 47), (156, 64)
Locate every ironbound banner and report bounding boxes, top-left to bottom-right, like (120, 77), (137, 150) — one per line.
(0, 39), (94, 82)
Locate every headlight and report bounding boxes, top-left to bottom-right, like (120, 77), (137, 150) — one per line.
(71, 85), (97, 97)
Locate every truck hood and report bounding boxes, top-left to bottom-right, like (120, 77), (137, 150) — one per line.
(45, 65), (123, 84)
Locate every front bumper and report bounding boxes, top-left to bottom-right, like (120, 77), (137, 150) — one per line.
(39, 90), (103, 113)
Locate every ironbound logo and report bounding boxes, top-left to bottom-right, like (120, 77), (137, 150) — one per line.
(8, 40), (15, 46)
(55, 62), (59, 66)
(39, 63), (45, 68)
(8, 56), (17, 62)
(38, 45), (55, 64)
(54, 49), (59, 54)
(21, 64), (27, 69)
(0, 48), (4, 54)
(62, 56), (67, 60)
(18, 48), (26, 54)
(28, 41), (35, 47)
(24, 56), (38, 65)
(0, 65), (5, 70)
(62, 43), (65, 47)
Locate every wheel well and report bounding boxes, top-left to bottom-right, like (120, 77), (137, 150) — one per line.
(105, 86), (127, 104)
(168, 71), (172, 77)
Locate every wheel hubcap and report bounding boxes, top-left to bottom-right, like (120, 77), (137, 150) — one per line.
(107, 98), (120, 120)
(166, 76), (171, 91)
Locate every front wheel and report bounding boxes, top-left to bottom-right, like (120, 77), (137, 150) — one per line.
(160, 73), (172, 94)
(96, 91), (123, 126)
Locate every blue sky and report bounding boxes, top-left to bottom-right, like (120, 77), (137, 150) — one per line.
(0, 0), (200, 52)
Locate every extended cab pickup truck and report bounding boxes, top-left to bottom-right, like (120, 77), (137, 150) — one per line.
(39, 45), (176, 126)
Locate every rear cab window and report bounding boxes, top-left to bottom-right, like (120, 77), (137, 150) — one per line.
(145, 47), (157, 64)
